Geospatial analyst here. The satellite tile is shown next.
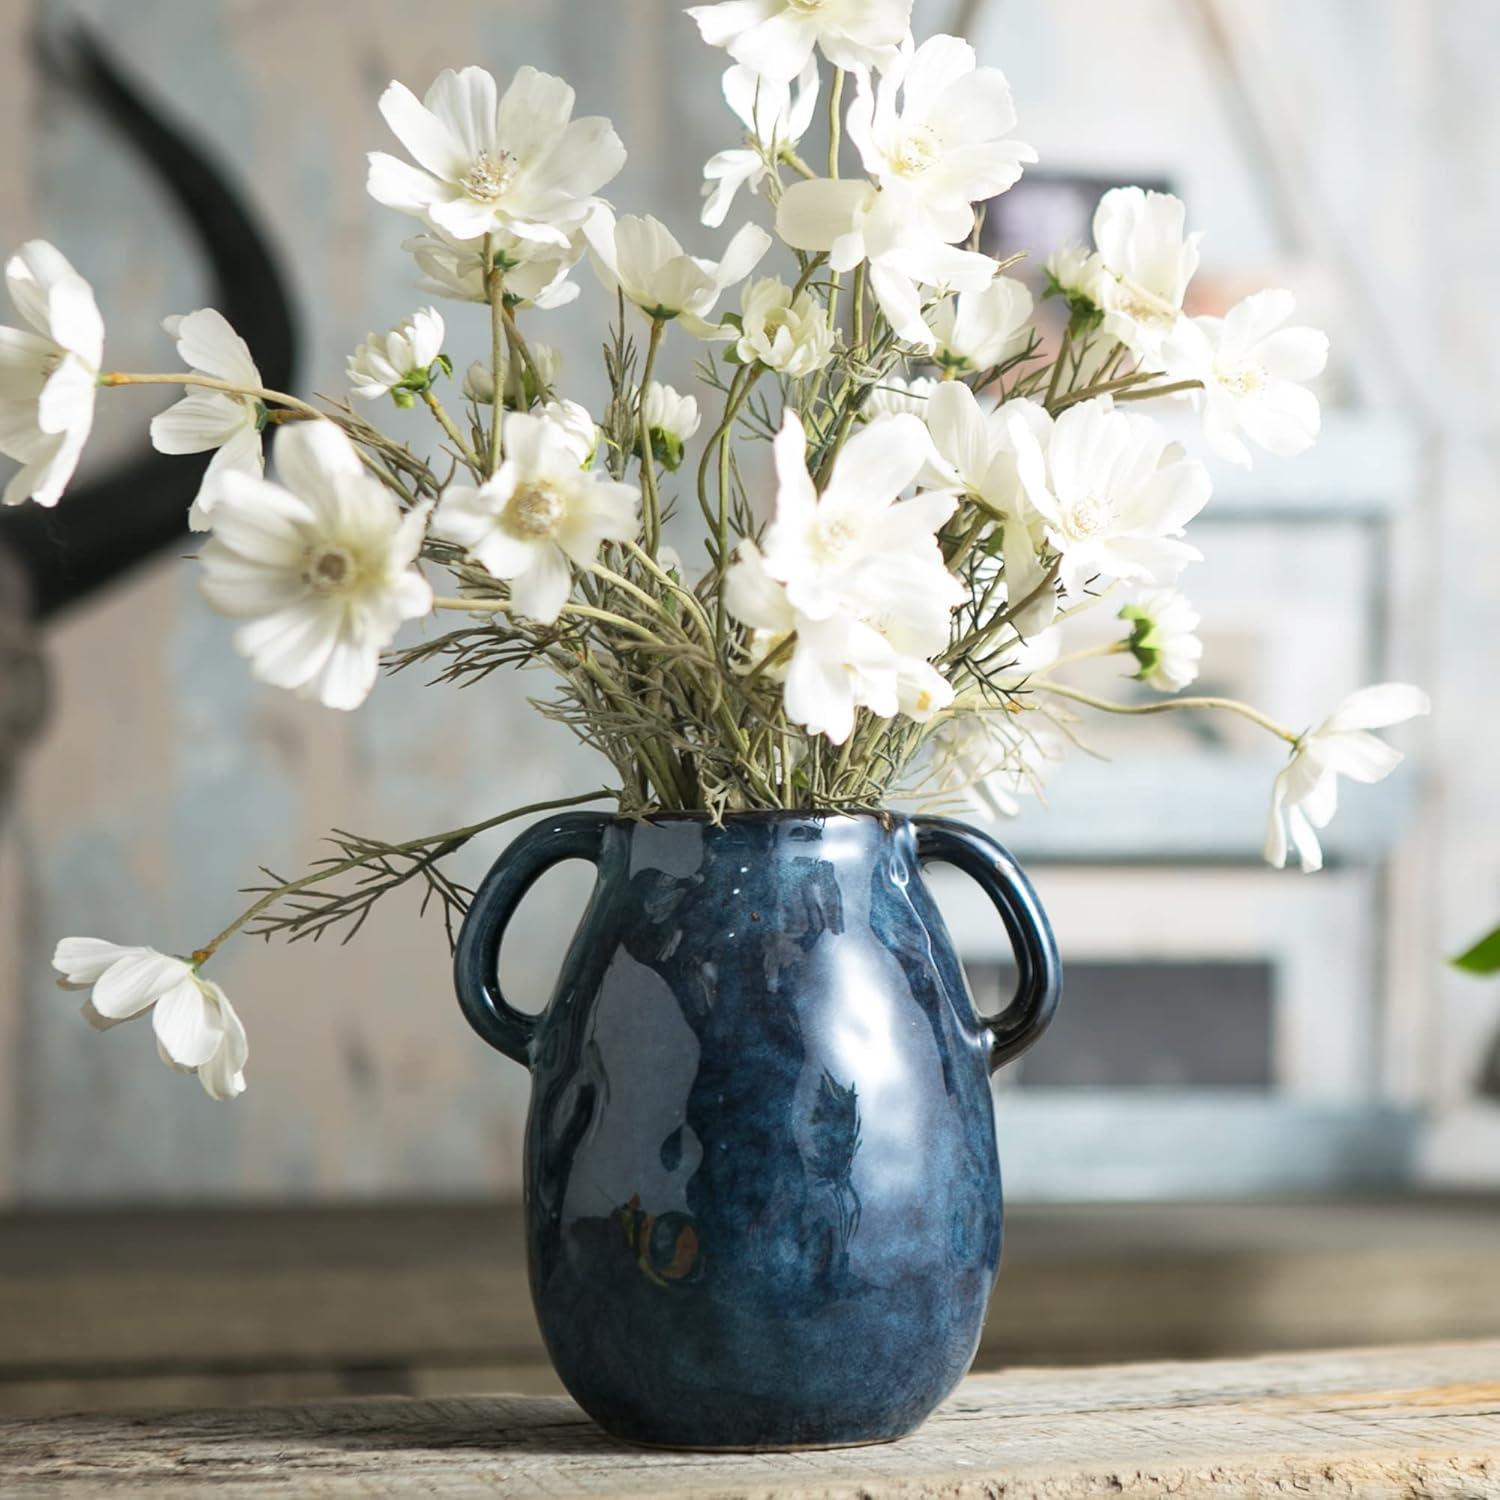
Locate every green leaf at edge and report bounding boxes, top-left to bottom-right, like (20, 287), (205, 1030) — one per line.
(1452, 924), (1500, 976)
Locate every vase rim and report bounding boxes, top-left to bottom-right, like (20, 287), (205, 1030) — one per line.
(619, 808), (908, 827)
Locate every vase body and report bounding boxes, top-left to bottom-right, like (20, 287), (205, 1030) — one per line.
(455, 810), (1060, 1450)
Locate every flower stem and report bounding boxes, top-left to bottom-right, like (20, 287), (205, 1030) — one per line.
(1037, 681), (1299, 743)
(745, 633), (795, 683)
(851, 261), (868, 347)
(1113, 378), (1204, 403)
(485, 236), (505, 474)
(100, 371), (321, 419)
(421, 390), (482, 473)
(1044, 326), (1072, 410)
(637, 317), (667, 554)
(623, 540), (717, 643)
(431, 594), (673, 646)
(192, 788), (618, 967)
(827, 69), (844, 179)
(1036, 641), (1130, 674)
(501, 302), (550, 406)
(825, 70), (846, 324)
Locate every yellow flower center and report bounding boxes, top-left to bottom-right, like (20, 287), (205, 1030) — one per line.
(505, 482), (565, 539)
(787, 0), (831, 11)
(1112, 278), (1177, 328)
(815, 514), (859, 558)
(1063, 495), (1113, 540)
(303, 545), (356, 594)
(462, 150), (516, 203)
(1216, 361), (1267, 396)
(891, 126), (941, 177)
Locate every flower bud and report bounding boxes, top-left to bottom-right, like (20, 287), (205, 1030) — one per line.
(639, 381), (700, 472)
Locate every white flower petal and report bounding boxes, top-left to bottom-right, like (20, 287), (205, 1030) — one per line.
(379, 79), (469, 180)
(1320, 683), (1431, 734)
(150, 391), (249, 456)
(167, 308), (262, 388)
(36, 355), (95, 436)
(775, 179), (874, 254)
(367, 151), (445, 214)
(827, 413), (929, 505)
(152, 975), (226, 1069)
(195, 982), (248, 1100)
(509, 542), (573, 624)
(93, 949), (194, 1020)
(52, 937), (135, 988)
(272, 419), (364, 501)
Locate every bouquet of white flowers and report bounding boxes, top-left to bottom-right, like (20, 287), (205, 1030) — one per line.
(17, 5), (1426, 1101)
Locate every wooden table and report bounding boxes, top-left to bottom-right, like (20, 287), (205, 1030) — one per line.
(3, 1341), (1498, 1497)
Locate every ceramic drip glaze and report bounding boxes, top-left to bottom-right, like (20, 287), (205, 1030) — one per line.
(454, 811), (1060, 1450)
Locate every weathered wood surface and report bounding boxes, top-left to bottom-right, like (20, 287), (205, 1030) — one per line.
(3, 1342), (1499, 1498)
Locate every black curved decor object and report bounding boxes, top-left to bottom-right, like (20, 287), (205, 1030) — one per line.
(0, 25), (299, 619)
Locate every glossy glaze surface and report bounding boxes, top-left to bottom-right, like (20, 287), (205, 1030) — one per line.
(454, 811), (1061, 1449)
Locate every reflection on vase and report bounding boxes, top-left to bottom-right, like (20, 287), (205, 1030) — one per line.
(808, 1070), (863, 1281)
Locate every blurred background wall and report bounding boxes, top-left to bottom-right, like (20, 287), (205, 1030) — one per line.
(0, 0), (1494, 1206)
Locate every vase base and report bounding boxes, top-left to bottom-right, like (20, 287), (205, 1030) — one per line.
(604, 1430), (907, 1454)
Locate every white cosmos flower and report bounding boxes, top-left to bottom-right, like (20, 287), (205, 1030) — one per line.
(347, 308), (446, 403)
(583, 209), (771, 335)
(368, 65), (625, 243)
(735, 276), (836, 377)
(925, 709), (1063, 820)
(404, 226), (582, 309)
(1091, 187), (1202, 360)
(52, 938), (248, 1101)
(431, 410), (638, 625)
(761, 408), (961, 634)
(1265, 683), (1430, 874)
(894, 654), (955, 723)
(1118, 586), (1202, 693)
(199, 422), (434, 710)
(1160, 290), (1329, 468)
(149, 309), (265, 531)
(848, 37), (1034, 247)
(0, 240), (103, 508)
(924, 383), (1056, 634)
(1010, 396), (1211, 597)
(775, 175), (998, 347)
(928, 275), (1033, 373)
(703, 61), (819, 228)
(724, 540), (904, 746)
(777, 36), (1030, 347)
(784, 614), (905, 745)
(687, 0), (913, 83)
(863, 373), (936, 420)
(724, 414), (965, 745)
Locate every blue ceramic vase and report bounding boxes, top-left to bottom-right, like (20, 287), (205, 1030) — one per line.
(454, 810), (1060, 1450)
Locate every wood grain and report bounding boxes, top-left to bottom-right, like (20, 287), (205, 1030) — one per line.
(3, 1341), (1499, 1497)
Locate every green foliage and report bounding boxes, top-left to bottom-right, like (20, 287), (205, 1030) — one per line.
(1453, 925), (1500, 976)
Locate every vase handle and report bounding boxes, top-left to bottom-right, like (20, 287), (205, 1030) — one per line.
(914, 817), (1062, 1073)
(453, 810), (609, 1068)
